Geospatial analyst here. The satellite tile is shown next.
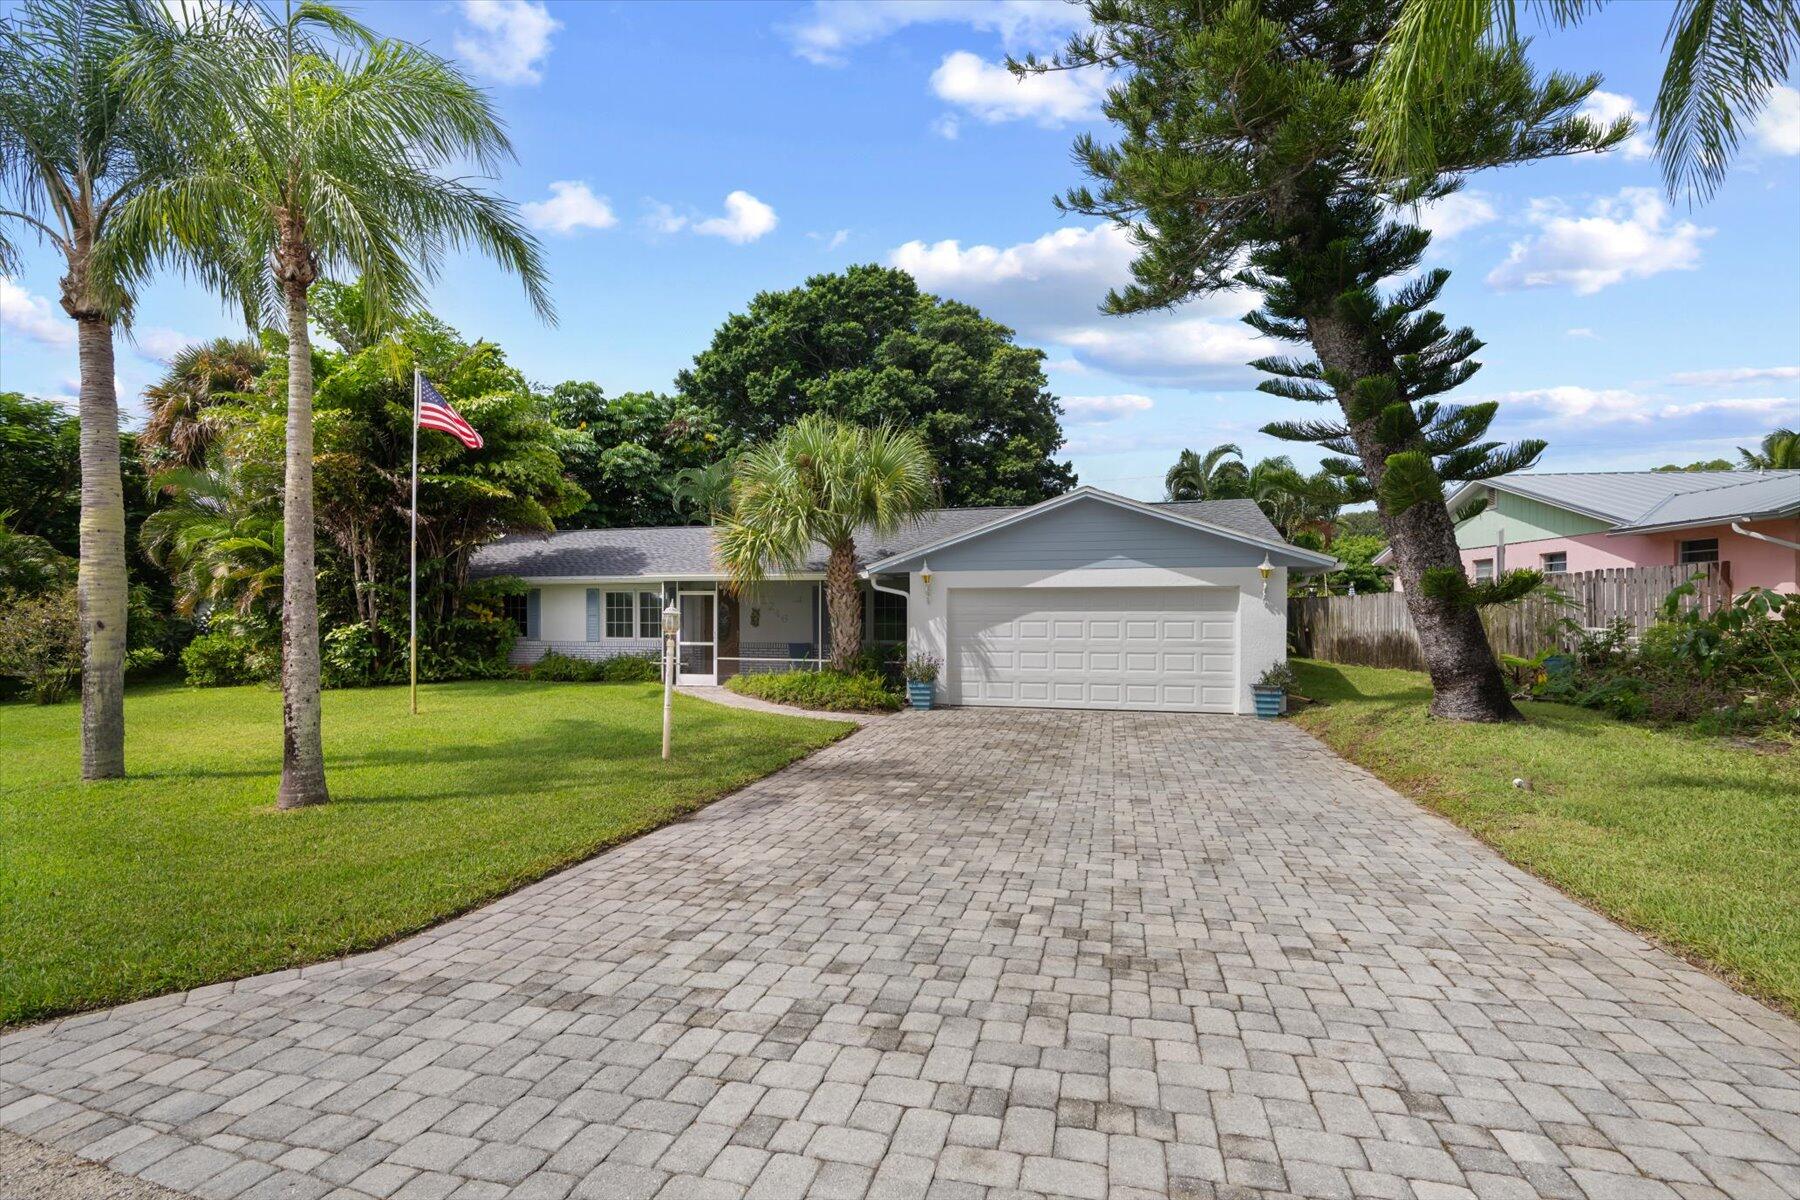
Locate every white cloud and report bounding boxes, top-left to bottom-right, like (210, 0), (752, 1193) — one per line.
(1408, 191), (1498, 242)
(932, 113), (961, 140)
(1060, 393), (1153, 422)
(1656, 396), (1800, 420)
(645, 202), (689, 235)
(521, 181), (618, 235)
(1755, 86), (1800, 155)
(1486, 188), (1712, 295)
(132, 327), (193, 362)
(693, 191), (778, 244)
(783, 0), (1084, 67)
(0, 277), (73, 347)
(890, 223), (1262, 385)
(1578, 90), (1653, 159)
(1669, 365), (1800, 386)
(929, 51), (1105, 126)
(1565, 327), (1598, 339)
(1483, 385), (1659, 423)
(453, 0), (558, 86)
(808, 229), (850, 250)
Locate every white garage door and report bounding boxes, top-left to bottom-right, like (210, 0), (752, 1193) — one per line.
(946, 586), (1239, 713)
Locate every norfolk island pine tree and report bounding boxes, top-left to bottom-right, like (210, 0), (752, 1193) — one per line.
(1019, 0), (1630, 721)
(119, 0), (552, 807)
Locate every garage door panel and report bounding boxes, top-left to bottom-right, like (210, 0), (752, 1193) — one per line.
(948, 587), (1238, 714)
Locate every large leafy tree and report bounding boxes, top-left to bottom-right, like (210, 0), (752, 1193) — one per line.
(679, 264), (1076, 508)
(717, 416), (938, 670)
(544, 382), (727, 528)
(0, 393), (83, 552)
(0, 0), (198, 778)
(1032, 0), (1619, 721)
(125, 1), (551, 808)
(1362, 0), (1800, 201)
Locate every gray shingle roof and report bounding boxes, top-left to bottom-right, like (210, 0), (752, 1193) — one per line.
(470, 495), (1297, 580)
(1481, 470), (1800, 529)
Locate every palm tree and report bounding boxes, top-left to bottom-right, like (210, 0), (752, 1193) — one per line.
(0, 0), (195, 779)
(124, 1), (551, 808)
(140, 336), (267, 470)
(668, 460), (734, 524)
(139, 464), (283, 619)
(1740, 428), (1800, 470)
(716, 417), (938, 670)
(1163, 443), (1246, 501)
(1363, 0), (1800, 200)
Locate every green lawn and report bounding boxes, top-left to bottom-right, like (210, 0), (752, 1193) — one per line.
(1291, 660), (1800, 1013)
(0, 681), (851, 1027)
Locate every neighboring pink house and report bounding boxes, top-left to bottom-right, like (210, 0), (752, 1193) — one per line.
(1378, 471), (1800, 592)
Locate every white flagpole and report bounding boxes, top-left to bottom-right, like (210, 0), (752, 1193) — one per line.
(409, 368), (420, 715)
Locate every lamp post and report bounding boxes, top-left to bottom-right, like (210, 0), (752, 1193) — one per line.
(661, 599), (680, 760)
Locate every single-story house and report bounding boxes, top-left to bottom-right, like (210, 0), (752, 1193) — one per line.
(1374, 470), (1800, 592)
(469, 485), (1337, 714)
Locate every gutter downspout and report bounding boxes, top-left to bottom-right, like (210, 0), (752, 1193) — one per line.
(1732, 520), (1800, 552)
(864, 571), (912, 651)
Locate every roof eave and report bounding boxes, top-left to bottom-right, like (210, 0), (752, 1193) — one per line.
(1609, 507), (1800, 536)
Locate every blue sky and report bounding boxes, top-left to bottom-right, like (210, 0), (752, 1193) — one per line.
(3, 0), (1798, 499)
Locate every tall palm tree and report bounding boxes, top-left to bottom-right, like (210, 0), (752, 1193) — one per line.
(1163, 443), (1246, 501)
(668, 460), (734, 524)
(124, 0), (551, 808)
(717, 417), (938, 670)
(1363, 0), (1800, 200)
(0, 0), (191, 779)
(1740, 428), (1800, 470)
(140, 336), (267, 470)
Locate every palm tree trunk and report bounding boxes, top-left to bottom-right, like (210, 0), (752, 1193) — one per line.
(277, 279), (329, 809)
(75, 315), (127, 779)
(825, 542), (862, 671)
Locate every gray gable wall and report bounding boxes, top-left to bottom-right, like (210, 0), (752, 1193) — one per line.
(891, 495), (1294, 572)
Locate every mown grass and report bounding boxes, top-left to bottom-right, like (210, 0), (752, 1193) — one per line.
(0, 681), (851, 1026)
(1290, 659), (1800, 1013)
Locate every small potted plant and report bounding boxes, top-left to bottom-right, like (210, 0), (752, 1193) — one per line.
(903, 653), (941, 710)
(1252, 661), (1296, 718)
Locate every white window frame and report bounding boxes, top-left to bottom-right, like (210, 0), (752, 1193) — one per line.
(1473, 558), (1495, 581)
(1677, 537), (1719, 565)
(637, 591), (662, 639)
(604, 590), (636, 639)
(1540, 551), (1568, 574)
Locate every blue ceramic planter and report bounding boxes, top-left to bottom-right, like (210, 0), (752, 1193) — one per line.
(1252, 686), (1285, 719)
(907, 681), (935, 710)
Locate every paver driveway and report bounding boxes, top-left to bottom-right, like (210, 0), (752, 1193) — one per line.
(3, 710), (1798, 1200)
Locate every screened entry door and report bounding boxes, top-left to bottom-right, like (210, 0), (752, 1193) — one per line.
(677, 591), (716, 684)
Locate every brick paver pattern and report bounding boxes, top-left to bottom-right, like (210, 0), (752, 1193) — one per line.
(3, 710), (1798, 1200)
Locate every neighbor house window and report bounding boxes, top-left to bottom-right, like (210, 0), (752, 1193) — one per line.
(1473, 558), (1495, 581)
(503, 593), (529, 637)
(638, 591), (662, 639)
(605, 591), (635, 638)
(1540, 551), (1568, 574)
(872, 589), (906, 643)
(1678, 538), (1719, 565)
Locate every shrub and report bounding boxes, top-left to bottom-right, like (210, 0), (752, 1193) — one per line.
(0, 585), (81, 703)
(726, 669), (902, 712)
(530, 651), (601, 682)
(903, 652), (940, 684)
(322, 622), (396, 689)
(601, 654), (660, 683)
(181, 630), (264, 687)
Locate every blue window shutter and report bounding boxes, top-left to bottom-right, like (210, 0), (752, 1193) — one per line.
(526, 589), (541, 640)
(585, 589), (600, 641)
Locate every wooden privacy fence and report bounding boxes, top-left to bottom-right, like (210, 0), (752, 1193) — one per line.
(1288, 563), (1733, 670)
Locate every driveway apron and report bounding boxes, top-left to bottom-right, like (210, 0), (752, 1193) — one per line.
(2, 710), (1796, 1200)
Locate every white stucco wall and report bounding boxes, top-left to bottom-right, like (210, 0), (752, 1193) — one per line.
(904, 565), (1288, 715)
(512, 583), (663, 665)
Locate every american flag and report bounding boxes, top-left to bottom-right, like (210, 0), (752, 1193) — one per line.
(417, 376), (484, 450)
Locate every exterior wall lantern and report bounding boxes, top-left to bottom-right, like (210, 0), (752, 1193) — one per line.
(919, 561), (933, 599)
(1258, 554), (1274, 598)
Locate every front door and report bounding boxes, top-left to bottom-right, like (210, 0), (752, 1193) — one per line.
(677, 591), (716, 684)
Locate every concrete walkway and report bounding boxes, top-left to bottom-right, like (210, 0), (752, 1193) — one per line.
(2, 710), (1796, 1199)
(678, 684), (891, 726)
